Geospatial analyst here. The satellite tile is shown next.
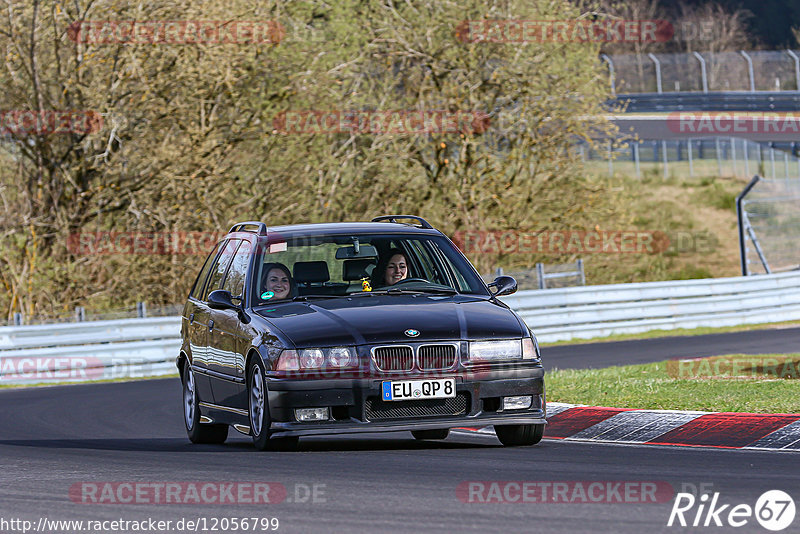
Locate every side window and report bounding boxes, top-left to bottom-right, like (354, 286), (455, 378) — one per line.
(407, 240), (446, 285)
(431, 241), (472, 293)
(202, 239), (239, 301)
(190, 241), (224, 299)
(222, 241), (251, 298)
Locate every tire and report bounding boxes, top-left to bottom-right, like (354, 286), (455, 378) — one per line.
(411, 429), (450, 440)
(494, 424), (544, 447)
(183, 363), (228, 444)
(248, 357), (298, 451)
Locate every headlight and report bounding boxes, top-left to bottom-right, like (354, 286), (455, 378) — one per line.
(468, 339), (522, 362)
(328, 347), (354, 367)
(276, 349), (299, 371)
(522, 337), (537, 360)
(299, 349), (325, 369)
(276, 347), (357, 372)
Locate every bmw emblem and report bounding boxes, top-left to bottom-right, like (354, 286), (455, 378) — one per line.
(404, 329), (420, 338)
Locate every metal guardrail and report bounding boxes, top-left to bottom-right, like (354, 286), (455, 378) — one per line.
(502, 271), (800, 342)
(0, 317), (181, 384)
(3, 271), (800, 384)
(611, 91), (800, 113)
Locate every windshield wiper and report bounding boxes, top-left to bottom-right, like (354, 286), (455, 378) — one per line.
(292, 294), (343, 301)
(358, 287), (458, 296)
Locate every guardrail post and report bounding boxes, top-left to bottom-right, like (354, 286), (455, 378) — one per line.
(787, 50), (800, 91)
(75, 307), (85, 322)
(693, 52), (708, 93)
(600, 54), (615, 96)
(13, 313), (23, 326)
(770, 143), (777, 178)
(633, 141), (641, 180)
(716, 138), (722, 176)
(744, 140), (750, 176)
(661, 140), (668, 180)
(740, 51), (755, 92)
(784, 150), (790, 178)
(736, 175), (761, 275)
(137, 301), (147, 318)
(647, 53), (662, 93)
(495, 267), (504, 278)
(536, 263), (545, 290)
(577, 259), (586, 286)
(730, 137), (737, 176)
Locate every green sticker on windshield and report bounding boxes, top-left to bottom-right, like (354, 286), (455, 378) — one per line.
(261, 291), (275, 300)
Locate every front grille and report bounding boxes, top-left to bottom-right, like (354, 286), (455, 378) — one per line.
(373, 346), (413, 371)
(365, 393), (469, 420)
(418, 344), (457, 370)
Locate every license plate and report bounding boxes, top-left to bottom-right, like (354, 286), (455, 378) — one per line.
(381, 378), (456, 401)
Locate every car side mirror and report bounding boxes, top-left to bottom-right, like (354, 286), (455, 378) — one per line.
(208, 289), (237, 310)
(488, 275), (517, 297)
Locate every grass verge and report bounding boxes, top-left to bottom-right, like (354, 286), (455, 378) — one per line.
(547, 354), (800, 413)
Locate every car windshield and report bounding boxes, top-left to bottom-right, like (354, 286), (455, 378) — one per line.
(251, 232), (489, 305)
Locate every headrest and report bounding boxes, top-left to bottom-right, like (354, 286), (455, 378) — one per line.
(293, 261), (330, 283)
(343, 259), (376, 281)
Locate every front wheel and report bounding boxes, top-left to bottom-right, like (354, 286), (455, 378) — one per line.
(411, 429), (450, 440)
(495, 424), (544, 447)
(183, 363), (228, 444)
(248, 358), (298, 451)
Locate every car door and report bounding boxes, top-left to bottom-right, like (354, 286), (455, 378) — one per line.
(208, 239), (252, 408)
(185, 240), (225, 404)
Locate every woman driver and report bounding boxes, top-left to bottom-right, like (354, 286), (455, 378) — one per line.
(374, 248), (408, 286)
(262, 262), (294, 300)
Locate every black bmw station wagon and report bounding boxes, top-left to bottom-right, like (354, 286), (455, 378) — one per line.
(178, 215), (546, 450)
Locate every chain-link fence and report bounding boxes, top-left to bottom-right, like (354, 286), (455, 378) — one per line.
(578, 138), (800, 180)
(607, 50), (800, 94)
(737, 177), (800, 276)
(482, 260), (585, 290)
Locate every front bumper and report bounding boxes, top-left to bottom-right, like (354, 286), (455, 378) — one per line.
(265, 366), (545, 438)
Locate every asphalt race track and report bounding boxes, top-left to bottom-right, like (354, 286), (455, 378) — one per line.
(1, 328), (799, 534)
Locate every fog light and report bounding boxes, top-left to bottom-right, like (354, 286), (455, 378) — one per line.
(502, 395), (532, 410)
(295, 407), (330, 422)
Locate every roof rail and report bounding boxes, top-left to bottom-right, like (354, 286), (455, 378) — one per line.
(228, 221), (268, 236)
(371, 215), (433, 229)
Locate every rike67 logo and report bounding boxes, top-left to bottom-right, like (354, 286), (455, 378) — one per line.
(668, 490), (795, 531)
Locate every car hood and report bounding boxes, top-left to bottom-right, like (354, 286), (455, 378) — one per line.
(255, 294), (527, 348)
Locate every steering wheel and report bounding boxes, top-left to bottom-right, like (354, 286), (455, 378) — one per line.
(391, 277), (430, 285)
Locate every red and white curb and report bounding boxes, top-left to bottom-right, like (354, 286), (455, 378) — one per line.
(454, 403), (800, 451)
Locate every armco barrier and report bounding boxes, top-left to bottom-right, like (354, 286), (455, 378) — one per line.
(2, 271), (800, 384)
(502, 271), (800, 342)
(0, 317), (181, 384)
